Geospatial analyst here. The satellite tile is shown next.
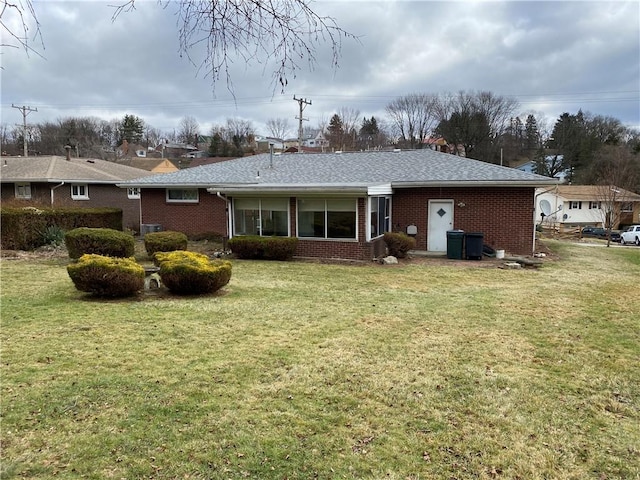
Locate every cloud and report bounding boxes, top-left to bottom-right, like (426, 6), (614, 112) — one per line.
(2, 0), (638, 137)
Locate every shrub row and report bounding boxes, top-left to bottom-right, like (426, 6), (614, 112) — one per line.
(65, 227), (135, 259)
(228, 236), (298, 260)
(383, 232), (416, 258)
(154, 251), (232, 295)
(0, 207), (122, 250)
(67, 255), (144, 297)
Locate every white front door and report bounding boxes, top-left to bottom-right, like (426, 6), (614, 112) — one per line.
(428, 200), (454, 252)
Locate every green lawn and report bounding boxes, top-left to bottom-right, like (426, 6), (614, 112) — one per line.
(1, 241), (639, 479)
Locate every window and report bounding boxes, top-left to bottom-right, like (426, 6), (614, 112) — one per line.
(589, 201), (601, 209)
(127, 187), (141, 199)
(166, 188), (198, 203)
(15, 182), (31, 199)
(71, 184), (89, 200)
(233, 198), (289, 236)
(569, 201), (582, 210)
(370, 196), (391, 238)
(297, 198), (357, 239)
(621, 202), (633, 212)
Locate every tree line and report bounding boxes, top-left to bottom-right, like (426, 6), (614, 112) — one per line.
(2, 89), (638, 192)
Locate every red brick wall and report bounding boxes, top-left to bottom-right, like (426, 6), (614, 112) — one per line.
(1, 182), (139, 230)
(140, 188), (228, 236)
(392, 187), (535, 255)
(138, 187), (536, 258)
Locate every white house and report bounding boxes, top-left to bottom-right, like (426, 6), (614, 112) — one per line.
(536, 185), (640, 229)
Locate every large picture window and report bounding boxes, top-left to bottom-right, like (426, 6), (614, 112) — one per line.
(297, 198), (357, 239)
(233, 198), (289, 236)
(370, 196), (391, 238)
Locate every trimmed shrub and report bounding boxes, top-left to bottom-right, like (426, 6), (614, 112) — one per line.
(65, 227), (135, 259)
(67, 254), (144, 297)
(154, 250), (232, 295)
(383, 232), (416, 259)
(228, 236), (298, 260)
(1, 206), (122, 250)
(144, 231), (188, 256)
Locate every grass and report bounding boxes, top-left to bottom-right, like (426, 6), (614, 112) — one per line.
(1, 241), (639, 479)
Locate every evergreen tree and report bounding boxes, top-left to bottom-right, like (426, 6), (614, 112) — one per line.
(117, 114), (145, 145)
(327, 114), (345, 149)
(525, 114), (540, 150)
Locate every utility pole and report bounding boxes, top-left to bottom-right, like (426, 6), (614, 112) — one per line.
(12, 104), (38, 157)
(293, 96), (311, 152)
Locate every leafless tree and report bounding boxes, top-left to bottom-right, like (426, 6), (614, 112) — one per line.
(177, 115), (200, 146)
(226, 118), (255, 145)
(386, 93), (438, 149)
(593, 145), (640, 243)
(265, 118), (291, 140)
(0, 0), (44, 58)
(112, 0), (356, 93)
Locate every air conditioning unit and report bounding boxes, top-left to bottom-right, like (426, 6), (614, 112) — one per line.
(141, 224), (162, 238)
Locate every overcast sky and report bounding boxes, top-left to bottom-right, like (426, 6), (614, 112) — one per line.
(2, 0), (639, 140)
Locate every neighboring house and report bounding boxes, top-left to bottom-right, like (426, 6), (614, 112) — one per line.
(155, 142), (198, 158)
(120, 149), (557, 260)
(255, 136), (286, 152)
(284, 130), (329, 150)
(114, 158), (179, 174)
(536, 185), (640, 230)
(0, 155), (155, 230)
(515, 155), (568, 182)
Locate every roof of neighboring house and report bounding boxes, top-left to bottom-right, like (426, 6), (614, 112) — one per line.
(120, 149), (558, 192)
(114, 158), (178, 172)
(0, 156), (155, 184)
(551, 185), (640, 201)
(188, 157), (242, 168)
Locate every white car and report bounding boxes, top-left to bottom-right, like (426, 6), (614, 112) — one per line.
(620, 225), (640, 246)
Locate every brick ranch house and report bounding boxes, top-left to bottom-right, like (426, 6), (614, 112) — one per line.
(119, 149), (558, 260)
(0, 155), (154, 230)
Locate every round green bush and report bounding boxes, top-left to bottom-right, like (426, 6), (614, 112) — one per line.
(144, 231), (188, 256)
(154, 250), (232, 295)
(65, 227), (135, 259)
(67, 254), (144, 297)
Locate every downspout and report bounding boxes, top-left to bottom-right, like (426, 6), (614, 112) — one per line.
(50, 181), (65, 206)
(216, 192), (230, 250)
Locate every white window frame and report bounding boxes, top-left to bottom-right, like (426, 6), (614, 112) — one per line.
(232, 197), (290, 237)
(296, 197), (358, 240)
(71, 183), (89, 200)
(368, 196), (391, 240)
(589, 201), (601, 209)
(14, 182), (32, 199)
(166, 188), (199, 203)
(127, 187), (141, 199)
(569, 201), (581, 210)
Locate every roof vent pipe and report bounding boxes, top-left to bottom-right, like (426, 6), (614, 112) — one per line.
(64, 145), (72, 161)
(269, 143), (274, 169)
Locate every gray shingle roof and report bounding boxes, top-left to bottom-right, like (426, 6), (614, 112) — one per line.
(0, 156), (155, 183)
(119, 150), (558, 191)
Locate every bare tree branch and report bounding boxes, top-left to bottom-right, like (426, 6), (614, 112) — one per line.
(0, 0), (44, 59)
